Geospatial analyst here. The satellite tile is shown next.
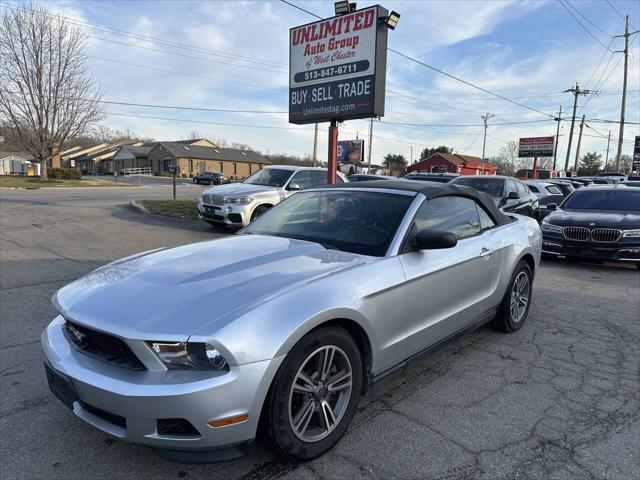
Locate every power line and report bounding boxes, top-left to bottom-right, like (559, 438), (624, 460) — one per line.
(460, 129), (485, 154)
(279, 0), (555, 119)
(558, 0), (614, 51)
(0, 2), (287, 68)
(85, 35), (288, 74)
(580, 53), (623, 108)
(605, 0), (638, 30)
(563, 0), (614, 38)
(583, 39), (615, 89)
(86, 56), (284, 91)
(106, 111), (312, 131)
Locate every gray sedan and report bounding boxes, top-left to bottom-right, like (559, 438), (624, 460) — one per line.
(42, 181), (541, 462)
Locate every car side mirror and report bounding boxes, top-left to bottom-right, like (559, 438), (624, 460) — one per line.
(287, 183), (301, 191)
(412, 230), (457, 250)
(547, 203), (557, 211)
(507, 191), (520, 200)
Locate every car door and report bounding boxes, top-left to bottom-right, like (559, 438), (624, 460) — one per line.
(285, 170), (311, 198)
(501, 179), (520, 213)
(399, 196), (501, 357)
(515, 180), (535, 217)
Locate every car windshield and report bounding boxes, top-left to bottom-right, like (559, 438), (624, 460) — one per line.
(561, 189), (640, 211)
(243, 168), (292, 187)
(242, 190), (414, 256)
(545, 185), (562, 195)
(452, 177), (504, 198)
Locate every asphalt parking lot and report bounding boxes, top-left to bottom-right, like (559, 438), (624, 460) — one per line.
(1, 187), (639, 480)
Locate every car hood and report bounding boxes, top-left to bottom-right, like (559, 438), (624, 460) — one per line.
(202, 182), (279, 196)
(546, 209), (640, 229)
(54, 235), (371, 341)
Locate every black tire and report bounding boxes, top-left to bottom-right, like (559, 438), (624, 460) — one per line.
(494, 260), (533, 333)
(250, 205), (270, 222)
(267, 327), (363, 462)
(193, 178), (198, 184)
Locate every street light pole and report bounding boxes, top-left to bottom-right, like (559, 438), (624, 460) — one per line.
(481, 113), (494, 174)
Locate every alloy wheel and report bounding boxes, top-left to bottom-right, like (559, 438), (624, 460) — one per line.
(510, 271), (530, 323)
(288, 345), (353, 443)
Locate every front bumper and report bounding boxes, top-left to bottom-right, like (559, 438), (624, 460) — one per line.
(42, 316), (283, 454)
(197, 201), (253, 227)
(542, 234), (640, 262)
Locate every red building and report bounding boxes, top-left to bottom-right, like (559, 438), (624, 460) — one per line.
(407, 153), (497, 176)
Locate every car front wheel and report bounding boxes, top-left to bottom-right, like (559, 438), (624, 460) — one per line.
(267, 327), (362, 462)
(193, 178), (198, 184)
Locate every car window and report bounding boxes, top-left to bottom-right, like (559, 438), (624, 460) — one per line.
(561, 189), (640, 211)
(451, 177), (504, 198)
(309, 170), (329, 187)
(243, 191), (414, 256)
(476, 204), (495, 230)
(516, 181), (529, 196)
(545, 185), (562, 195)
(528, 184), (540, 193)
(413, 196), (481, 240)
(506, 180), (517, 195)
(243, 168), (292, 187)
(289, 170), (312, 189)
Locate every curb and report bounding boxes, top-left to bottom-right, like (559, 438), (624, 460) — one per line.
(129, 200), (150, 214)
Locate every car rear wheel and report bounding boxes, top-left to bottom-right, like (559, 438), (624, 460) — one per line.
(267, 327), (362, 462)
(192, 178), (198, 184)
(495, 260), (533, 333)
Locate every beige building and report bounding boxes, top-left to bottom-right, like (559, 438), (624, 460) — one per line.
(147, 141), (270, 180)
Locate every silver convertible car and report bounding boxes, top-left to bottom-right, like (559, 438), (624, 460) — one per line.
(42, 181), (542, 462)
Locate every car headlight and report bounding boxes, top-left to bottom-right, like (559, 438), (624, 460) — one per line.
(622, 229), (640, 238)
(223, 196), (253, 205)
(148, 342), (229, 371)
(541, 220), (563, 234)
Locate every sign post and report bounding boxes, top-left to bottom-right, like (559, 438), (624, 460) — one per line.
(633, 135), (640, 174)
(289, 5), (391, 184)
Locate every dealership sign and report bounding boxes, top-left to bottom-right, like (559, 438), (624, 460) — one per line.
(633, 135), (640, 171)
(518, 136), (555, 157)
(289, 5), (389, 124)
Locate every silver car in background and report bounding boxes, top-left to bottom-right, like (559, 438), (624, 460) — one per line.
(197, 165), (347, 227)
(42, 181), (541, 462)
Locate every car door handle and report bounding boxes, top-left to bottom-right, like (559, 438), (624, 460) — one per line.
(480, 248), (496, 257)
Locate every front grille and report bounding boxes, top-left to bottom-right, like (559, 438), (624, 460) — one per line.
(202, 194), (224, 206)
(80, 401), (126, 429)
(563, 226), (590, 241)
(63, 321), (145, 371)
(591, 228), (622, 243)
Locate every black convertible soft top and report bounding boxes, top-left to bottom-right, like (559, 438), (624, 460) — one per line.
(326, 179), (511, 226)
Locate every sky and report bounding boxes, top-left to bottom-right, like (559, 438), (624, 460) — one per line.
(7, 0), (640, 167)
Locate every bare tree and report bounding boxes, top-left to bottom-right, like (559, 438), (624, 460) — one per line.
(0, 3), (104, 179)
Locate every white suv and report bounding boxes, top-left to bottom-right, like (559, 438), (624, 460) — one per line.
(197, 165), (348, 227)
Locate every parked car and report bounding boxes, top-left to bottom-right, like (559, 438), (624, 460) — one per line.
(192, 172), (228, 185)
(546, 179), (577, 195)
(594, 172), (628, 182)
(541, 185), (640, 268)
(523, 180), (563, 198)
(42, 180), (541, 462)
(197, 165), (348, 227)
(402, 172), (459, 183)
(450, 175), (539, 218)
(348, 174), (397, 182)
(592, 177), (621, 185)
(572, 177), (594, 186)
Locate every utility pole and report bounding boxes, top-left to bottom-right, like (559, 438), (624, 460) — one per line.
(367, 117), (373, 172)
(312, 123), (318, 167)
(605, 130), (611, 170)
(614, 15), (635, 170)
(410, 146), (413, 165)
(564, 83), (596, 172)
(481, 113), (494, 174)
(574, 115), (585, 173)
(553, 105), (562, 171)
